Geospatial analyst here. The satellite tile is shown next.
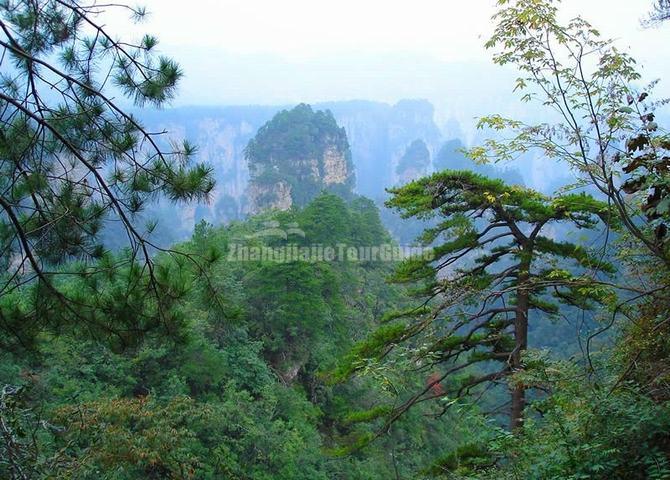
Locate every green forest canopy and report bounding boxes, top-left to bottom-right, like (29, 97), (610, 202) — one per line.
(2, 0), (670, 479)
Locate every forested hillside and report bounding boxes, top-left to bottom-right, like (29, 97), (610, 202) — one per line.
(1, 194), (467, 478)
(2, 0), (670, 479)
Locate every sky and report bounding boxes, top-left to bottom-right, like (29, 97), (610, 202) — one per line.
(107, 0), (670, 115)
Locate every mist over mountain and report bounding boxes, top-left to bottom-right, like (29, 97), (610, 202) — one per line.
(135, 98), (537, 245)
(6, 2), (670, 478)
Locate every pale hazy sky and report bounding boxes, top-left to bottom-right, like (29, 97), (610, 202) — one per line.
(108, 0), (669, 109)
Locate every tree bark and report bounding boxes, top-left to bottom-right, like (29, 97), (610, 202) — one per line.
(510, 257), (530, 431)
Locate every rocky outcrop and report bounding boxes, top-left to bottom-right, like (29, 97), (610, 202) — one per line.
(136, 106), (278, 242)
(136, 100), (443, 240)
(245, 104), (355, 213)
(248, 180), (293, 215)
(322, 145), (350, 185)
(396, 139), (431, 184)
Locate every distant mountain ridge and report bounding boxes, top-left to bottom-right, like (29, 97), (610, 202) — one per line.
(133, 99), (529, 246)
(136, 99), (446, 238)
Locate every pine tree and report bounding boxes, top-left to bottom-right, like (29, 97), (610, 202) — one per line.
(340, 170), (614, 430)
(0, 1), (215, 349)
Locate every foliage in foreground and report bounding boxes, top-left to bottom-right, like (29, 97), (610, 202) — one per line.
(0, 0), (215, 350)
(0, 194), (462, 479)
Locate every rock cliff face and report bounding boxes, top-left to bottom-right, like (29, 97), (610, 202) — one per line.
(320, 99), (442, 198)
(137, 106), (278, 241)
(248, 180), (293, 213)
(135, 100), (444, 242)
(396, 139), (431, 184)
(322, 145), (350, 184)
(245, 104), (355, 214)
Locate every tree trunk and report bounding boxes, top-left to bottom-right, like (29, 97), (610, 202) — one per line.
(510, 259), (530, 431)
